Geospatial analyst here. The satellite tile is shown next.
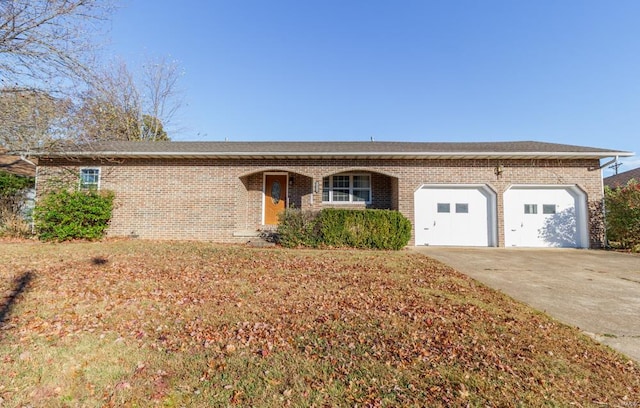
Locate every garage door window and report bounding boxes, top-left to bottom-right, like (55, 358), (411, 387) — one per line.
(456, 203), (469, 213)
(437, 203), (450, 213)
(322, 174), (371, 203)
(524, 204), (538, 214)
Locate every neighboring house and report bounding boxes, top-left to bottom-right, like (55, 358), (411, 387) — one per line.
(0, 152), (37, 219)
(604, 167), (640, 189)
(0, 152), (37, 177)
(34, 141), (633, 248)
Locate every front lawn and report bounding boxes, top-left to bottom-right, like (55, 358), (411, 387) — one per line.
(0, 241), (638, 406)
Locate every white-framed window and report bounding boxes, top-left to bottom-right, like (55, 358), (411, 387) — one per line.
(80, 168), (100, 190)
(322, 174), (371, 203)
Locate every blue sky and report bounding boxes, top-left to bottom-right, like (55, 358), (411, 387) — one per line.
(109, 1), (640, 175)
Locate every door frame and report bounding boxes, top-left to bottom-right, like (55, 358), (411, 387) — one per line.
(262, 172), (289, 225)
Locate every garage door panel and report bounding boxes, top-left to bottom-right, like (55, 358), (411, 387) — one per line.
(504, 186), (587, 248)
(415, 185), (496, 247)
(538, 206), (578, 247)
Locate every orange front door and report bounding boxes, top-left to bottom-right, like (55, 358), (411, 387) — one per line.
(264, 174), (287, 225)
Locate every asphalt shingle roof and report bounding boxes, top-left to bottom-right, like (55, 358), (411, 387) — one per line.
(604, 167), (640, 188)
(34, 140), (632, 160)
(0, 153), (36, 177)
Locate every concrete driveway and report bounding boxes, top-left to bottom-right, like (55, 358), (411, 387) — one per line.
(412, 247), (640, 362)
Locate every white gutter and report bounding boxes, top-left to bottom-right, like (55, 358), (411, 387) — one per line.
(37, 150), (635, 159)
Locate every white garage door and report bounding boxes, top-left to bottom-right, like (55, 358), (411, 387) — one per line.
(414, 185), (497, 246)
(504, 185), (588, 248)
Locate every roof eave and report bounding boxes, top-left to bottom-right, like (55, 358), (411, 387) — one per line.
(36, 150), (634, 160)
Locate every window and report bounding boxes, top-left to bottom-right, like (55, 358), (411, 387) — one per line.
(80, 168), (100, 189)
(437, 203), (450, 213)
(455, 203), (469, 213)
(352, 175), (371, 202)
(524, 204), (537, 214)
(332, 175), (350, 202)
(322, 174), (371, 203)
(543, 204), (556, 214)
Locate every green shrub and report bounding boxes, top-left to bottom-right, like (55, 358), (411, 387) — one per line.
(34, 189), (114, 241)
(605, 180), (640, 251)
(317, 209), (411, 250)
(0, 171), (34, 198)
(277, 208), (319, 248)
(277, 208), (412, 250)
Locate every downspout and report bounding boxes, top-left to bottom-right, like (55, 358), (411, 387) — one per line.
(602, 194), (608, 249)
(20, 154), (37, 167)
(598, 155), (618, 170)
(31, 163), (39, 235)
(598, 155), (619, 248)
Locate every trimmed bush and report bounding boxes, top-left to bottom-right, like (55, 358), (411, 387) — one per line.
(277, 208), (412, 250)
(277, 208), (319, 248)
(34, 189), (114, 241)
(317, 209), (411, 250)
(605, 180), (640, 251)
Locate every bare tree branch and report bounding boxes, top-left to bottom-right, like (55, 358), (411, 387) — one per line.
(0, 87), (70, 152)
(72, 60), (142, 143)
(72, 57), (182, 143)
(141, 56), (184, 140)
(0, 2), (187, 152)
(0, 0), (114, 94)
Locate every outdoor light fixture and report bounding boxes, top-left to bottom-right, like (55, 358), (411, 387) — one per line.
(494, 164), (504, 177)
(289, 176), (294, 187)
(314, 180), (320, 193)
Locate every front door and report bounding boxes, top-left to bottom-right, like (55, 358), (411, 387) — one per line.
(264, 174), (287, 225)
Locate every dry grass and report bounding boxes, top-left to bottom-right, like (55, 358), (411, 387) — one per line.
(0, 208), (32, 238)
(0, 240), (638, 407)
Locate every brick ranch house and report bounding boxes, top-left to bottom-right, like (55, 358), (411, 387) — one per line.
(34, 140), (633, 248)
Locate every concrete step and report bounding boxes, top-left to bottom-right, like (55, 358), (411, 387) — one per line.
(235, 229), (279, 247)
(233, 230), (261, 238)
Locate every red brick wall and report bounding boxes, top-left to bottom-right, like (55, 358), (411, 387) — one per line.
(36, 157), (604, 247)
